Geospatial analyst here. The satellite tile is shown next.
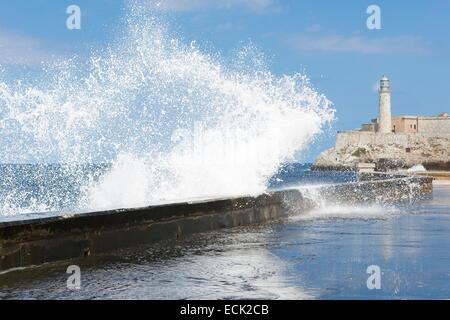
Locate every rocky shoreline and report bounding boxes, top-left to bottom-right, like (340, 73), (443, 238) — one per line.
(312, 132), (450, 172)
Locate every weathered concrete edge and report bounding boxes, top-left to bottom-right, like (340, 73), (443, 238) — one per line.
(0, 175), (433, 271)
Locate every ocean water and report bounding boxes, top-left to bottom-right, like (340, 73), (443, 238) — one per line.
(0, 163), (109, 219)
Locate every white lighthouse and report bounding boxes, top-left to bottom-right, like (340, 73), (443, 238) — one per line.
(377, 75), (392, 133)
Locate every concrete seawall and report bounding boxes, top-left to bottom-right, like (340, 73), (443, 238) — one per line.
(0, 175), (432, 271)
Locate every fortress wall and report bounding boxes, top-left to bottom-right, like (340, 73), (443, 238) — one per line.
(336, 131), (450, 152)
(418, 118), (450, 134)
(335, 132), (407, 149)
(392, 117), (418, 133)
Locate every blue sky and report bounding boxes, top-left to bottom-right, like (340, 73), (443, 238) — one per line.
(0, 0), (449, 161)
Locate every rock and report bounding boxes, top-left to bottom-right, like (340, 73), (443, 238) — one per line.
(313, 132), (450, 171)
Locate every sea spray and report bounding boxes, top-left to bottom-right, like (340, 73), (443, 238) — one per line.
(0, 4), (334, 215)
(284, 184), (400, 221)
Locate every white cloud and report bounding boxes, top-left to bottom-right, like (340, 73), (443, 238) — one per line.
(0, 31), (57, 66)
(151, 0), (276, 12)
(285, 33), (431, 56)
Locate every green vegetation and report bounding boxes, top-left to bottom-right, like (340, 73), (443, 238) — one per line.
(352, 147), (368, 158)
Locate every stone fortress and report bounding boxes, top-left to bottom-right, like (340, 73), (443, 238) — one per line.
(313, 75), (450, 171)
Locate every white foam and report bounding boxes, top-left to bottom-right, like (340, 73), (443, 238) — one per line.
(0, 4), (334, 214)
(407, 164), (427, 173)
(290, 204), (400, 221)
(287, 184), (400, 221)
